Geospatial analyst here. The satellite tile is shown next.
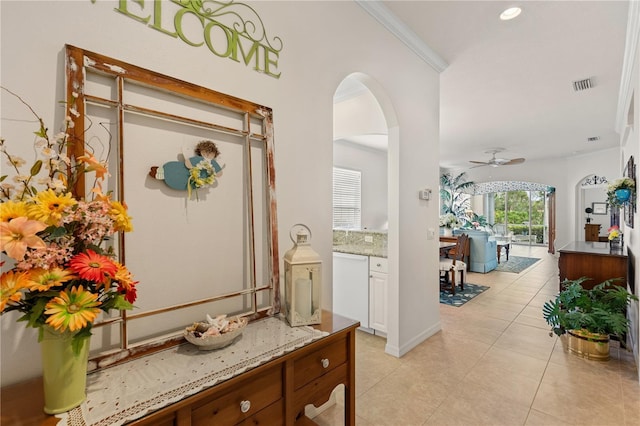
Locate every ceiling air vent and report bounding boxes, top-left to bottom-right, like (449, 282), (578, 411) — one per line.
(573, 78), (592, 92)
(587, 136), (600, 142)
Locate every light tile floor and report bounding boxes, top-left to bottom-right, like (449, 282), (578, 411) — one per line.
(314, 245), (640, 425)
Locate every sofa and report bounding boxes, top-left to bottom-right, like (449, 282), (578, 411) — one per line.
(453, 229), (498, 273)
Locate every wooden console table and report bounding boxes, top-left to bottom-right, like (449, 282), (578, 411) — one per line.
(0, 313), (359, 426)
(558, 241), (628, 290)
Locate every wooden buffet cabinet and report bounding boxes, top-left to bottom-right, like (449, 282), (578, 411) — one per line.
(0, 312), (359, 426)
(584, 223), (601, 242)
(558, 241), (628, 290)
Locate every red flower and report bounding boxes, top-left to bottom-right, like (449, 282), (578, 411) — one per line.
(69, 249), (117, 286)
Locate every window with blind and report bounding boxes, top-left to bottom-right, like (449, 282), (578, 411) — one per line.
(333, 167), (362, 229)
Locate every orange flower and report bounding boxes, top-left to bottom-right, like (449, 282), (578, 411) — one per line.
(0, 216), (47, 260)
(77, 152), (109, 180)
(0, 270), (30, 312)
(44, 285), (101, 332)
(69, 249), (117, 286)
(113, 261), (138, 303)
(27, 267), (77, 292)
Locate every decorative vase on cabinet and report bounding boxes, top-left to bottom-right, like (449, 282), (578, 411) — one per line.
(40, 327), (90, 414)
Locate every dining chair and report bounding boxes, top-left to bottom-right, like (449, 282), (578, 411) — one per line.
(439, 233), (469, 295)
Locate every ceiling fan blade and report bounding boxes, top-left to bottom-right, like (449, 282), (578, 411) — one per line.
(503, 158), (525, 165)
(469, 160), (489, 165)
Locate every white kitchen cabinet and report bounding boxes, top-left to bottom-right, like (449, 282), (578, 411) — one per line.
(333, 252), (370, 329)
(368, 256), (388, 334)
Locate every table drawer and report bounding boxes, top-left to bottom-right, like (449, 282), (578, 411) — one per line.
(191, 365), (282, 425)
(294, 338), (347, 390)
(293, 363), (348, 416)
(236, 398), (283, 425)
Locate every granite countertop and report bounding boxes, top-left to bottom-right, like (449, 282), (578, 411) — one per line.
(333, 244), (387, 258)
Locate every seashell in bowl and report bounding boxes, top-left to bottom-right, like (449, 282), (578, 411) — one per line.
(184, 315), (248, 350)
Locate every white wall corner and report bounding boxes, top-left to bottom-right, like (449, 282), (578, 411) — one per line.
(385, 321), (442, 357)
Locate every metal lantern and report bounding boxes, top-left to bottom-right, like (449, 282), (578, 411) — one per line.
(283, 224), (322, 326)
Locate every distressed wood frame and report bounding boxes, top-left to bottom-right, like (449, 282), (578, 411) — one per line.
(65, 45), (280, 367)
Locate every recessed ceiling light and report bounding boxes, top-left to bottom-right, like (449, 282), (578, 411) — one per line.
(500, 7), (522, 21)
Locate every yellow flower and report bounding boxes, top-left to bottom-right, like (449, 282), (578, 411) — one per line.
(28, 189), (77, 226)
(109, 200), (133, 232)
(0, 216), (47, 260)
(27, 267), (77, 292)
(0, 200), (29, 222)
(0, 270), (30, 312)
(44, 285), (101, 332)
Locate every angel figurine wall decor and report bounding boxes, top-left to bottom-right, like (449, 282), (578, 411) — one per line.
(150, 140), (223, 198)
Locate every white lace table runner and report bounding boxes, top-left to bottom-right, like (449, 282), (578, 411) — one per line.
(56, 316), (327, 426)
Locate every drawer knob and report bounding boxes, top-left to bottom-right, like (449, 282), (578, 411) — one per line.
(321, 358), (330, 369)
(240, 400), (251, 413)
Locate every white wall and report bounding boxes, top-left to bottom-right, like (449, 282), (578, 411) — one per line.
(333, 140), (388, 230)
(617, 1), (640, 378)
(0, 1), (442, 385)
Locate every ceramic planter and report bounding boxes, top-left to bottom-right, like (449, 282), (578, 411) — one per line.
(615, 188), (631, 203)
(40, 327), (90, 414)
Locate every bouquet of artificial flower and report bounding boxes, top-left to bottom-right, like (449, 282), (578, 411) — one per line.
(0, 87), (138, 346)
(439, 213), (460, 229)
(608, 225), (620, 241)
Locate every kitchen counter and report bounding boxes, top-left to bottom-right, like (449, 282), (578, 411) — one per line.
(333, 244), (387, 258)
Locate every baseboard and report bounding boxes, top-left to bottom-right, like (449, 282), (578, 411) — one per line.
(385, 321), (441, 357)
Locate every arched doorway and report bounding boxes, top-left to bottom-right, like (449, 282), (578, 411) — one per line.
(332, 73), (400, 354)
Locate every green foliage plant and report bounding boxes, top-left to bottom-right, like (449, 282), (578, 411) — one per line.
(543, 278), (638, 340)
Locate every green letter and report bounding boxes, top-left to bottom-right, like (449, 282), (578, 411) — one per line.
(229, 31), (260, 69)
(150, 0), (177, 37)
(174, 8), (204, 46)
(204, 21), (233, 58)
(116, 0), (150, 24)
(264, 47), (281, 79)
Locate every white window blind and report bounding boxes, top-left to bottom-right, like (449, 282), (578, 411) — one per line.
(333, 167), (362, 229)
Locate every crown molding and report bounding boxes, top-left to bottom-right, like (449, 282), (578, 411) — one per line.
(355, 0), (448, 73)
(615, 0), (640, 134)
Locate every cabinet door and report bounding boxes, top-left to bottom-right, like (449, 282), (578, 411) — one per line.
(369, 271), (388, 333)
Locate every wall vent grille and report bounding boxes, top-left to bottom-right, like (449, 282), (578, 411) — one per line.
(573, 78), (592, 91)
(587, 136), (600, 142)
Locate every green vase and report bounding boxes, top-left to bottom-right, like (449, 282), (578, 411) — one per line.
(40, 327), (90, 414)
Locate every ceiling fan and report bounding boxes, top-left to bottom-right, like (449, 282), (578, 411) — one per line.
(470, 149), (525, 168)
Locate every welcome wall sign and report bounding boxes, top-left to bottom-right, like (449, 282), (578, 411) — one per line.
(93, 0), (283, 78)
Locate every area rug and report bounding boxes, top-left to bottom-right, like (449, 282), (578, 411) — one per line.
(495, 256), (540, 273)
(439, 283), (489, 307)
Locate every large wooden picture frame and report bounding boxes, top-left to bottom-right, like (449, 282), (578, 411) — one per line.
(65, 45), (279, 367)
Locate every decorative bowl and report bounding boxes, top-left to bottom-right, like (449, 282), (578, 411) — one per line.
(184, 316), (248, 351)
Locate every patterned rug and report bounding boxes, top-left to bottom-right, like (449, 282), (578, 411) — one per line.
(439, 282), (489, 307)
(495, 256), (540, 273)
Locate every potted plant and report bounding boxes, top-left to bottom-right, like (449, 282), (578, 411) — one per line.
(606, 177), (635, 207)
(542, 277), (638, 361)
(439, 213), (460, 237)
